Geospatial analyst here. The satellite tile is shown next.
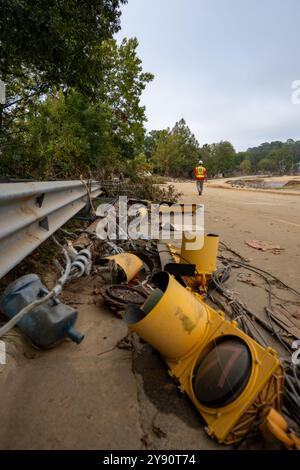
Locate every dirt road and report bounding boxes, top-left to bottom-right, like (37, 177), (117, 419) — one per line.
(0, 182), (299, 451)
(175, 181), (300, 290)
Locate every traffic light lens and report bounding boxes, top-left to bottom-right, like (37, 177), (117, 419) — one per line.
(193, 336), (252, 408)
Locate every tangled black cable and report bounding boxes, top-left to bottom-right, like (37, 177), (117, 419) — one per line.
(210, 266), (269, 348)
(211, 245), (300, 429)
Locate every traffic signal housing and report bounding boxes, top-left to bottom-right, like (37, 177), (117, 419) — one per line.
(124, 272), (284, 445)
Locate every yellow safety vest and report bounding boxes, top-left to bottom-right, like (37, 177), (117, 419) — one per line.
(195, 166), (206, 179)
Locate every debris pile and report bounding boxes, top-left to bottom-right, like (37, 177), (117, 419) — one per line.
(245, 239), (283, 255)
(0, 195), (299, 450)
(100, 285), (148, 318)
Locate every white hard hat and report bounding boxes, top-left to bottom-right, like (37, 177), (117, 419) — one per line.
(199, 160), (203, 165)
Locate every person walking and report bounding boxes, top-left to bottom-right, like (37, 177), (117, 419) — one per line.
(194, 160), (207, 195)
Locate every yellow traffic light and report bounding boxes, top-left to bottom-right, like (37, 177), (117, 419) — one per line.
(124, 272), (284, 445)
(168, 233), (220, 291)
(97, 253), (143, 282)
(181, 233), (219, 276)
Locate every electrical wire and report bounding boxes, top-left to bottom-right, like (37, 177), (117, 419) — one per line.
(219, 242), (300, 298)
(220, 257), (293, 353)
(211, 252), (300, 430)
(210, 269), (269, 348)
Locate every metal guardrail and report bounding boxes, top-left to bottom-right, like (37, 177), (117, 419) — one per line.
(0, 180), (102, 279)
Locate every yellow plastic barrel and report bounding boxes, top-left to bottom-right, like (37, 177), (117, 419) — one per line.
(124, 272), (209, 360)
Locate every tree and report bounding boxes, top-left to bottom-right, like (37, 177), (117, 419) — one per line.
(1, 90), (115, 179)
(1, 38), (153, 179)
(198, 141), (236, 176)
(234, 151), (247, 168)
(0, 0), (126, 90)
(0, 0), (127, 129)
(239, 159), (252, 174)
(144, 130), (168, 160)
(257, 158), (277, 172)
(98, 38), (154, 159)
(214, 141), (235, 174)
(149, 132), (300, 178)
(151, 119), (200, 176)
(233, 139), (300, 175)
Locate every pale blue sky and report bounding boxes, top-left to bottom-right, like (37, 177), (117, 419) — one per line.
(117, 0), (300, 151)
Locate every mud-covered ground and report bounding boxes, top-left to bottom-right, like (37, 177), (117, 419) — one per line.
(0, 181), (299, 450)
